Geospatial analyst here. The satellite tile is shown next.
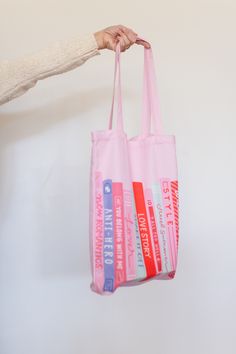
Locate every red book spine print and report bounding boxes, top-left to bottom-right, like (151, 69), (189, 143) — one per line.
(170, 181), (179, 247)
(133, 182), (157, 278)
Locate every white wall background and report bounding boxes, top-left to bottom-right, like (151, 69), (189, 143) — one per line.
(0, 1), (235, 353)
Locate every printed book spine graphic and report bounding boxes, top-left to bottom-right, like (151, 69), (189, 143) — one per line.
(145, 188), (162, 273)
(94, 172), (104, 290)
(132, 192), (146, 281)
(170, 181), (179, 248)
(132, 182), (157, 279)
(92, 172), (179, 292)
(160, 179), (177, 270)
(113, 183), (126, 287)
(152, 183), (172, 273)
(124, 189), (137, 281)
(103, 179), (115, 292)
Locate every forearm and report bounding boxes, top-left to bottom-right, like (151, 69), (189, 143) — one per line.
(0, 32), (100, 106)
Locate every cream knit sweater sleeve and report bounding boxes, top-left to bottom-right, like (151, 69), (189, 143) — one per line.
(0, 33), (101, 105)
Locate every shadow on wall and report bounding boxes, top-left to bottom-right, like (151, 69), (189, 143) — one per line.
(0, 87), (112, 141)
(0, 87), (112, 278)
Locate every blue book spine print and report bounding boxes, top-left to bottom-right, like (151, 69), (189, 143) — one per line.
(103, 179), (115, 292)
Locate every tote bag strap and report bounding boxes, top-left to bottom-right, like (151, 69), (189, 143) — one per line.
(108, 37), (163, 135)
(108, 42), (124, 132)
(141, 45), (151, 135)
(138, 36), (163, 136)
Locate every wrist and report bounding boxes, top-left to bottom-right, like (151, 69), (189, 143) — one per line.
(94, 31), (105, 50)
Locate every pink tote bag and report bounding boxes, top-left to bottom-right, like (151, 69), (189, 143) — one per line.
(89, 38), (179, 295)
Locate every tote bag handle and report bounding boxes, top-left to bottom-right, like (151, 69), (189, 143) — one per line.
(108, 42), (124, 132)
(108, 36), (163, 135)
(141, 38), (163, 135)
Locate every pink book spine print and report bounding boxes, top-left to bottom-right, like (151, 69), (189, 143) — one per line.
(123, 189), (136, 281)
(145, 188), (162, 273)
(93, 171), (104, 292)
(160, 178), (177, 270)
(152, 183), (172, 273)
(171, 181), (179, 248)
(113, 183), (126, 287)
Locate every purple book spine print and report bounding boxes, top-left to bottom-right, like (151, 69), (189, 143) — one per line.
(103, 179), (115, 292)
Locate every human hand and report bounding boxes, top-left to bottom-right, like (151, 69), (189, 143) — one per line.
(94, 25), (151, 52)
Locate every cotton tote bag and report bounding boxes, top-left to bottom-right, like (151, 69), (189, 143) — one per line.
(89, 39), (179, 295)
